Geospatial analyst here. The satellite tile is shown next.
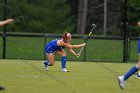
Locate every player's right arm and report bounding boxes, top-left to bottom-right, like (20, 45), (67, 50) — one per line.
(57, 40), (86, 49)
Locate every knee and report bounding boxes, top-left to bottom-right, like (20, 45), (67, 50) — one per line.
(49, 62), (55, 66)
(62, 52), (67, 56)
(136, 62), (140, 69)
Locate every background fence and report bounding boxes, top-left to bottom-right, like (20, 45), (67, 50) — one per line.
(0, 32), (138, 62)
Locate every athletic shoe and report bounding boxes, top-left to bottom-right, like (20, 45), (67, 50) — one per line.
(117, 76), (125, 89)
(43, 61), (49, 71)
(134, 72), (140, 79)
(0, 86), (5, 91)
(61, 68), (69, 72)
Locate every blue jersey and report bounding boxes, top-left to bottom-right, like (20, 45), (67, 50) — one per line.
(45, 39), (65, 54)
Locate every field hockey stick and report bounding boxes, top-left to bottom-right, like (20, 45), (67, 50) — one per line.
(77, 24), (96, 57)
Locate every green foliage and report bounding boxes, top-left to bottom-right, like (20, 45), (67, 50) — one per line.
(1, 0), (140, 35)
(126, 0), (140, 36)
(0, 0), (74, 33)
(88, 0), (140, 36)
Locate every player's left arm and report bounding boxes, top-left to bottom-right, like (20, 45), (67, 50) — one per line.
(67, 48), (80, 57)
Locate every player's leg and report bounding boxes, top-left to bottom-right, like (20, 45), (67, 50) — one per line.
(122, 39), (140, 80)
(134, 57), (140, 79)
(43, 53), (55, 71)
(118, 39), (140, 89)
(56, 49), (69, 72)
(118, 64), (139, 89)
(118, 58), (140, 89)
(134, 59), (140, 79)
(134, 71), (140, 79)
(134, 39), (140, 79)
(118, 57), (140, 89)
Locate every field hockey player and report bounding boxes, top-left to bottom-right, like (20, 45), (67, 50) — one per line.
(43, 32), (86, 72)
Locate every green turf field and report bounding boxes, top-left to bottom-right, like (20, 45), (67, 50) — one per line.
(0, 59), (139, 93)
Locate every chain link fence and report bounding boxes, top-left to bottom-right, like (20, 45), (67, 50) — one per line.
(0, 33), (127, 62)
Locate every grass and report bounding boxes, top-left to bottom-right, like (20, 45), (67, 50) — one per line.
(0, 59), (140, 93)
(0, 36), (138, 62)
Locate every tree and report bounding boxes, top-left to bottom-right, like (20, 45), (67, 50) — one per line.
(0, 0), (74, 33)
(126, 0), (140, 36)
(87, 0), (121, 36)
(77, 0), (88, 34)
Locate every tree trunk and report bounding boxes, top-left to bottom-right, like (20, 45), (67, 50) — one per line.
(77, 0), (88, 34)
(103, 0), (107, 36)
